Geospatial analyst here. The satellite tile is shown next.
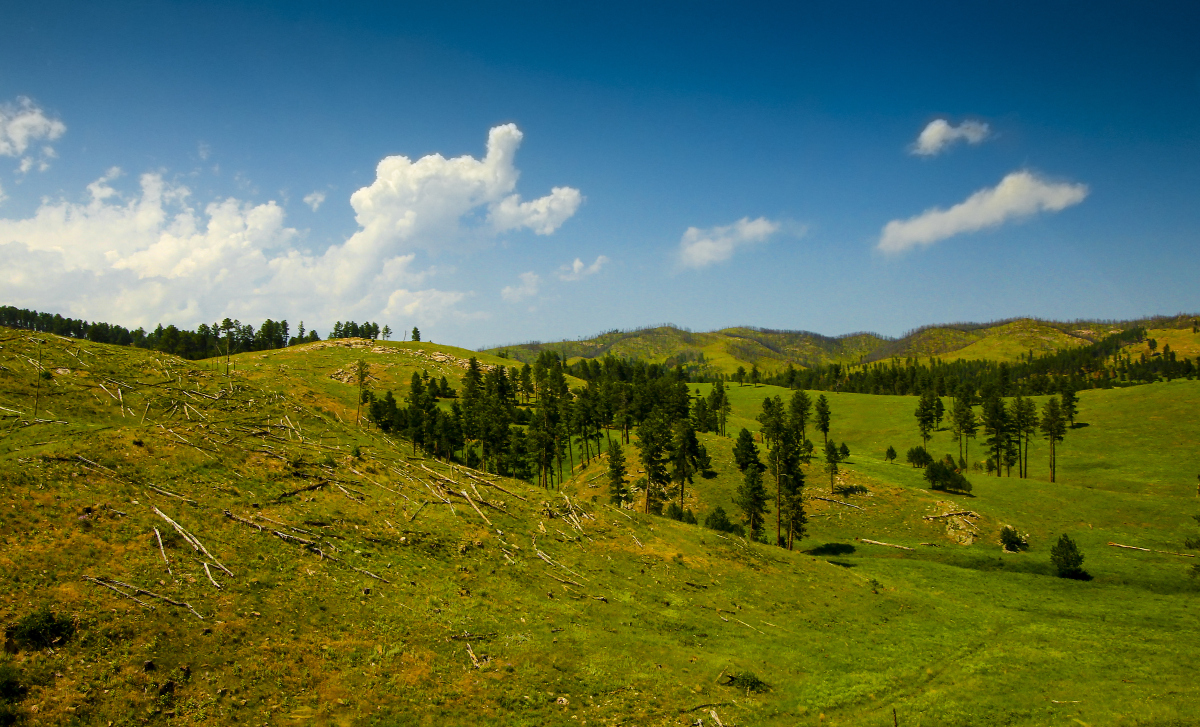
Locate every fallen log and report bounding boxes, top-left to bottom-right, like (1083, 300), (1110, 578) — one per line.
(812, 496), (864, 511)
(1108, 542), (1195, 558)
(923, 510), (979, 520)
(857, 538), (914, 551)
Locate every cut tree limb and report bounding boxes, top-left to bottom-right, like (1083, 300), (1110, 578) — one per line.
(1108, 542), (1195, 558)
(153, 527), (173, 576)
(857, 538), (914, 551)
(812, 496), (864, 511)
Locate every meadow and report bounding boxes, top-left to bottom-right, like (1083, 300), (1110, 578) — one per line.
(1, 328), (1198, 726)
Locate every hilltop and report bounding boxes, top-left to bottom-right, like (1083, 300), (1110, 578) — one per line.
(2, 326), (1200, 726)
(485, 314), (1198, 374)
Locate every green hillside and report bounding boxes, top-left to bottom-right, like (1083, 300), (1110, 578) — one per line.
(485, 316), (1186, 375)
(3, 327), (1200, 726)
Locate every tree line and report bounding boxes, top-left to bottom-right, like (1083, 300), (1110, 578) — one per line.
(0, 305), (420, 361)
(763, 327), (1197, 395)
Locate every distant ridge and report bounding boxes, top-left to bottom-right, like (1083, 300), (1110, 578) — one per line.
(483, 313), (1199, 373)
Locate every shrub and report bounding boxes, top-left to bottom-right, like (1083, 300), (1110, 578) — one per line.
(1050, 534), (1088, 579)
(5, 609), (74, 650)
(719, 671), (771, 693)
(999, 526), (1028, 552)
(683, 508), (697, 525)
(665, 502), (683, 521)
(703, 506), (745, 537)
(0, 662), (25, 702)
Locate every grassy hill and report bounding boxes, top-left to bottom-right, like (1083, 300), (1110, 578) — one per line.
(485, 316), (1200, 375)
(3, 327), (1200, 725)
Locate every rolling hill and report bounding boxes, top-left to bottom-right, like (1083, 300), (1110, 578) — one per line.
(485, 315), (1198, 374)
(3, 325), (1200, 725)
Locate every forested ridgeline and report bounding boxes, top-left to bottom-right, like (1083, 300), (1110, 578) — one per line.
(764, 326), (1199, 395)
(0, 305), (398, 360)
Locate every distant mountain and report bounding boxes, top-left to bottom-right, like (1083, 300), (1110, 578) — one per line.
(484, 314), (1198, 373)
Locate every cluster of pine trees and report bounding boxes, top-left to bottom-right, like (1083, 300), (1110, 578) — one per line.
(722, 391), (846, 550)
(329, 321), (387, 340)
(0, 306), (326, 360)
(907, 384), (1075, 483)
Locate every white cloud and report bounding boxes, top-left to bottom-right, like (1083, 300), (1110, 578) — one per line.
(303, 191), (326, 211)
(678, 216), (779, 269)
(911, 119), (990, 156)
(0, 124), (578, 330)
(557, 255), (608, 281)
(501, 271), (540, 302)
(878, 171), (1089, 254)
(349, 123), (581, 253)
(0, 97), (66, 171)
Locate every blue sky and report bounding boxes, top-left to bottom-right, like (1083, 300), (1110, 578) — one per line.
(1, 1), (1198, 347)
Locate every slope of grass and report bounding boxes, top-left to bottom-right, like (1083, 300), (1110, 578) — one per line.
(2, 327), (1199, 726)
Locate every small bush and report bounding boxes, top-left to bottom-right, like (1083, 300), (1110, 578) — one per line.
(5, 609), (75, 650)
(1050, 534), (1089, 579)
(703, 506), (744, 536)
(999, 526), (1029, 552)
(683, 508), (697, 525)
(0, 662), (26, 702)
(719, 670), (771, 693)
(665, 502), (683, 521)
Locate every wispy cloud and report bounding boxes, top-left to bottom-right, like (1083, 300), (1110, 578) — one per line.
(878, 171), (1089, 253)
(501, 271), (540, 302)
(911, 119), (990, 156)
(678, 216), (779, 269)
(303, 191), (326, 211)
(557, 255), (608, 281)
(0, 96), (66, 173)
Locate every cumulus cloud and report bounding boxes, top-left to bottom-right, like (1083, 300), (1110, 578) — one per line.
(911, 119), (990, 156)
(0, 124), (578, 329)
(303, 191), (326, 211)
(878, 171), (1089, 254)
(501, 271), (540, 302)
(557, 255), (608, 281)
(678, 217), (779, 269)
(0, 97), (66, 171)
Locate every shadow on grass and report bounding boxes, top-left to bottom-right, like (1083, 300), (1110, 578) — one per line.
(805, 543), (856, 556)
(826, 560), (857, 568)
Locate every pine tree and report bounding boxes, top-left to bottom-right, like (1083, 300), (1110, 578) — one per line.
(1040, 396), (1067, 483)
(1059, 384), (1079, 428)
(1050, 534), (1085, 578)
(788, 390), (812, 444)
(734, 459), (768, 539)
(411, 326), (421, 342)
(824, 440), (840, 493)
(915, 390), (937, 449)
(636, 411), (672, 514)
(607, 440), (629, 505)
(733, 428), (761, 472)
(981, 396), (1008, 477)
(885, 445), (897, 463)
(671, 420), (701, 514)
(838, 442), (850, 460)
(814, 394), (832, 449)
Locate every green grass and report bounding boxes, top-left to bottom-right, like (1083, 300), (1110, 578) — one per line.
(3, 327), (1200, 726)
